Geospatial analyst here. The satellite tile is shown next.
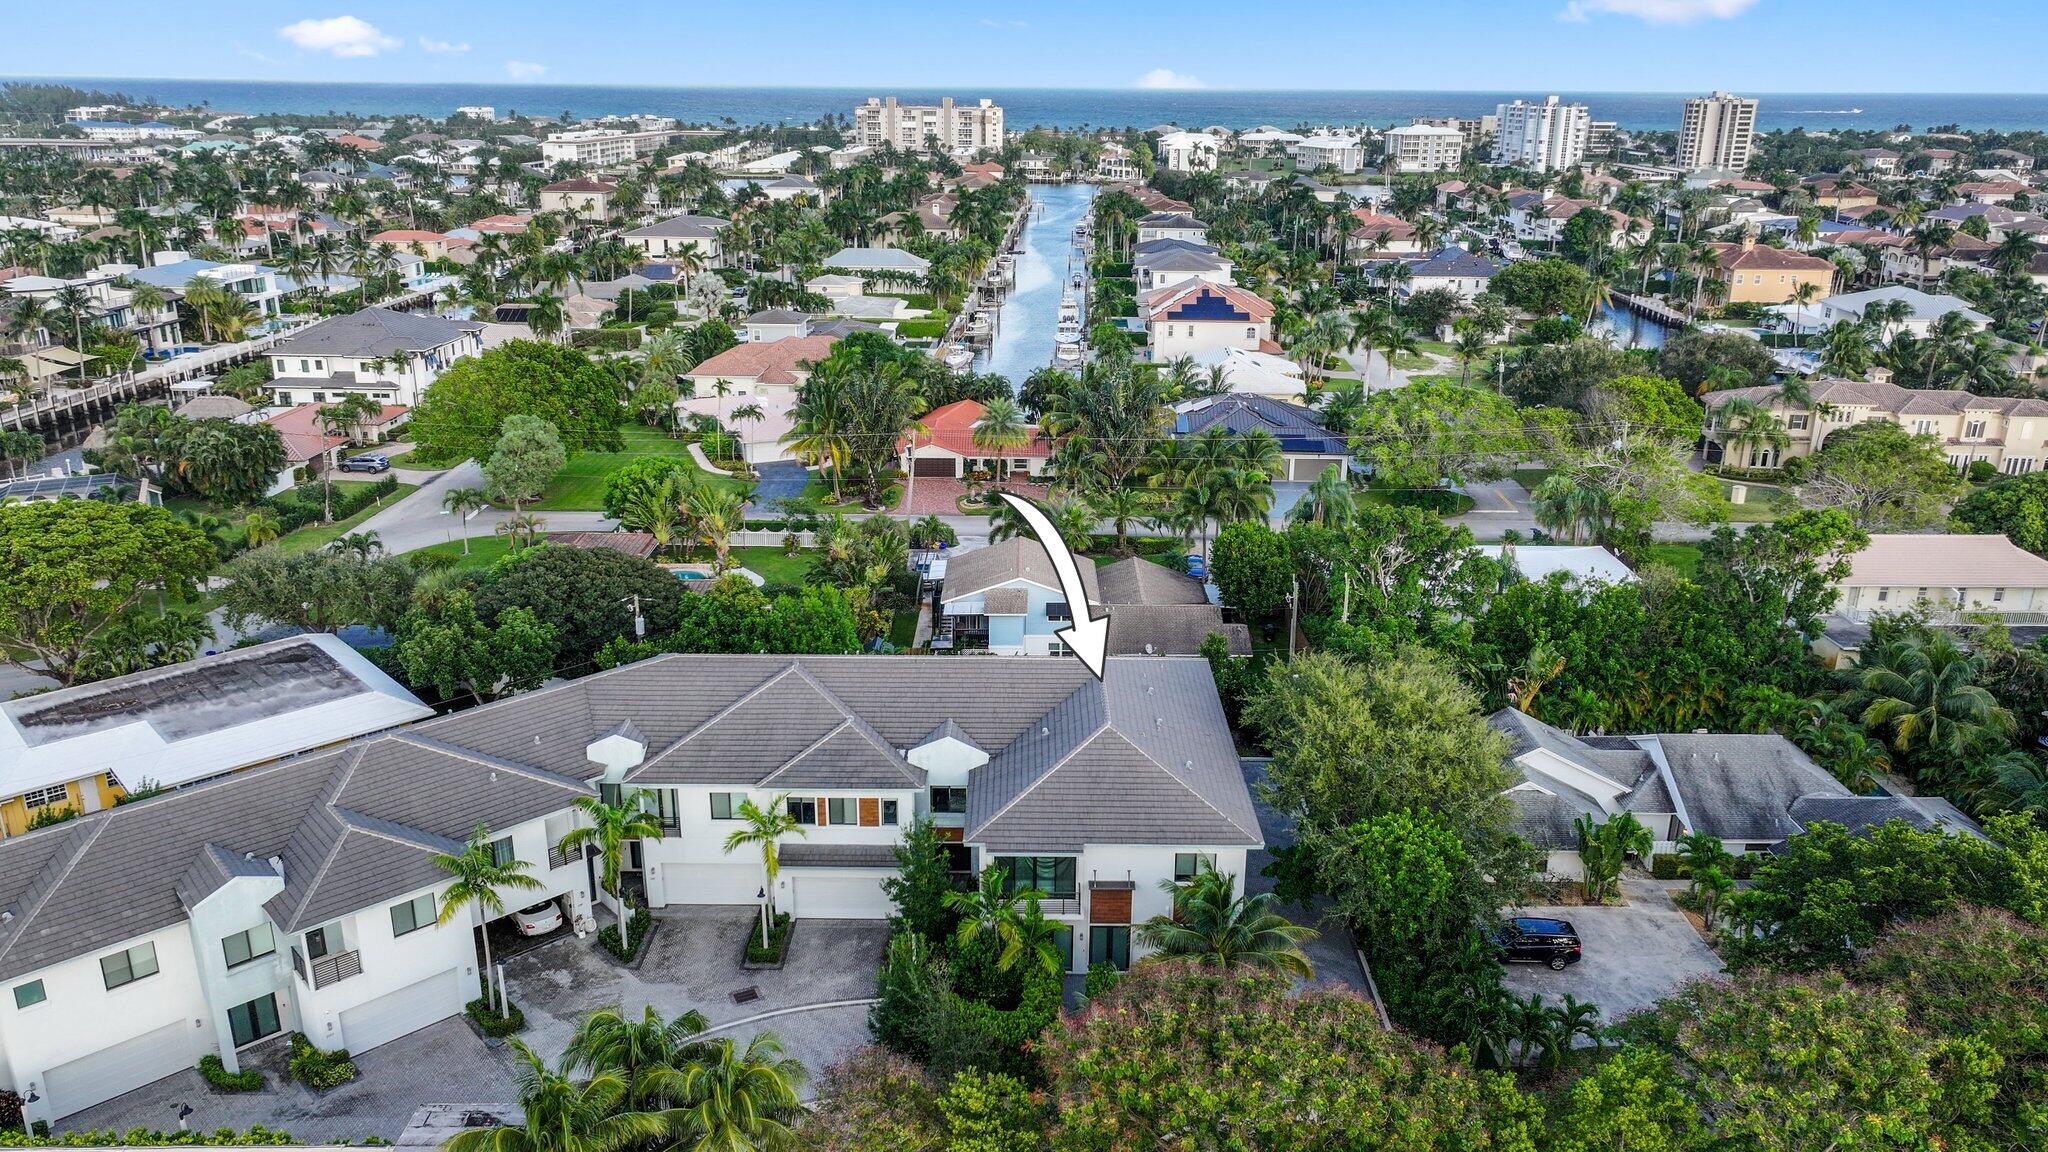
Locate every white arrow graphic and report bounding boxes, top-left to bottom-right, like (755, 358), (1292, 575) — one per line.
(997, 492), (1108, 679)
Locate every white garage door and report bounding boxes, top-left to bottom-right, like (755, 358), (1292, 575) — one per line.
(43, 1020), (192, 1119)
(652, 862), (759, 907)
(790, 870), (894, 919)
(338, 968), (464, 1054)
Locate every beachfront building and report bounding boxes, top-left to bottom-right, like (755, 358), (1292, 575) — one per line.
(1494, 96), (1591, 173)
(852, 97), (1004, 154)
(539, 127), (676, 169)
(1383, 124), (1465, 172)
(1155, 131), (1221, 174)
(1290, 134), (1366, 174)
(1678, 92), (1759, 172)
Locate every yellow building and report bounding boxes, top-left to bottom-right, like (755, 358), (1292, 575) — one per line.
(0, 774), (126, 837)
(1711, 237), (1836, 305)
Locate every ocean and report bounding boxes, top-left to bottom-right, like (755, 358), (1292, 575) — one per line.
(14, 79), (2048, 133)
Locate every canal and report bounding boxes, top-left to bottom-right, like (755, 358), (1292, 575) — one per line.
(979, 183), (1097, 384)
(1590, 301), (1673, 351)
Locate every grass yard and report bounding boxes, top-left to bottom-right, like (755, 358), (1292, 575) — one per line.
(1717, 479), (1796, 523)
(533, 427), (743, 511)
(1511, 468), (1554, 493)
(731, 546), (813, 588)
(1641, 544), (1702, 579)
(274, 482), (417, 555)
(412, 536), (517, 573)
(888, 609), (920, 650)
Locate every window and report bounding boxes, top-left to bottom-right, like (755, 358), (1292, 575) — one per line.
(1051, 925), (1075, 973)
(13, 980), (44, 1010)
(881, 800), (899, 826)
(1877, 588), (1890, 602)
(1788, 414), (1809, 430)
(827, 798), (858, 825)
(1993, 588), (2006, 602)
(100, 942), (160, 989)
(21, 784), (67, 810)
(488, 836), (515, 868)
(996, 856), (1076, 899)
(390, 893), (436, 938)
(786, 798), (818, 825)
(222, 923), (275, 968)
(710, 792), (738, 820)
(1245, 327), (1257, 340)
(304, 924), (340, 960)
(1173, 852), (1216, 881)
(1089, 926), (1130, 970)
(228, 994), (281, 1048)
(646, 788), (679, 830)
(598, 782), (622, 808)
(930, 787), (968, 814)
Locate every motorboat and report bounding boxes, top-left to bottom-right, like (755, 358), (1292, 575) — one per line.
(1054, 334), (1084, 365)
(943, 344), (976, 371)
(1057, 292), (1080, 327)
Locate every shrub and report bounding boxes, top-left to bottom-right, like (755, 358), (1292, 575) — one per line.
(571, 328), (642, 352)
(0, 1127), (295, 1146)
(895, 319), (948, 340)
(0, 1090), (21, 1131)
(745, 911), (794, 965)
(1084, 961), (1121, 999)
(286, 1032), (356, 1091)
(197, 1054), (262, 1092)
(264, 475), (399, 532)
(466, 995), (526, 1038)
(598, 902), (651, 962)
(1650, 854), (1684, 881)
(25, 805), (78, 831)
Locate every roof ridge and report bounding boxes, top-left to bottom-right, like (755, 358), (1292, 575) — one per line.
(642, 660), (803, 766)
(1099, 724), (1262, 845)
(779, 664), (924, 787)
(0, 817), (111, 968)
(329, 805), (463, 856)
(388, 731), (589, 792)
(970, 683), (1111, 837)
(270, 805), (347, 932)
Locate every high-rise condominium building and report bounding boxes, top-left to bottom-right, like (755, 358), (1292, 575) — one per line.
(852, 97), (1005, 154)
(1383, 124), (1465, 172)
(1493, 96), (1591, 173)
(1678, 91), (1759, 171)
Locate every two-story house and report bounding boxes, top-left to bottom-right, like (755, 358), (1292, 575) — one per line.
(1704, 377), (2048, 475)
(932, 539), (1251, 658)
(620, 215), (728, 265)
(1829, 533), (2048, 625)
(1139, 281), (1276, 362)
(264, 307), (485, 407)
(1134, 213), (1209, 246)
(1131, 239), (1234, 293)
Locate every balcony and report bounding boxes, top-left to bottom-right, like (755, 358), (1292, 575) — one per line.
(548, 843), (575, 870)
(294, 946), (363, 990)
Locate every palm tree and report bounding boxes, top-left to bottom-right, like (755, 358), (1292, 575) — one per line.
(446, 1040), (664, 1152)
(645, 1034), (804, 1152)
(238, 509), (283, 549)
(497, 511), (548, 551)
(557, 794), (666, 936)
(1848, 631), (2015, 759)
(685, 483), (746, 573)
(1288, 463), (1357, 529)
(561, 1005), (711, 1095)
(969, 396), (1029, 480)
(443, 487), (490, 555)
(942, 868), (1041, 973)
(1135, 863), (1316, 977)
(435, 823), (545, 1016)
(316, 394), (380, 522)
(721, 798), (805, 949)
(782, 387), (852, 504)
(1711, 396), (1790, 469)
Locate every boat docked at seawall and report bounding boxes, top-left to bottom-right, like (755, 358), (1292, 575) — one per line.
(941, 343), (976, 370)
(1053, 333), (1084, 366)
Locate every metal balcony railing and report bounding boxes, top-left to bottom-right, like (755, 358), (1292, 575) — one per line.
(300, 948), (363, 990)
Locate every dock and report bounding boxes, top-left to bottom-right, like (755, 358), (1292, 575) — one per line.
(1612, 292), (1691, 328)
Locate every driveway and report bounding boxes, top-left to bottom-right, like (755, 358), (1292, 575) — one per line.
(357, 460), (617, 556)
(505, 908), (887, 1098)
(745, 461), (811, 514)
(1501, 876), (1723, 1026)
(1239, 758), (1370, 997)
(58, 1018), (518, 1145)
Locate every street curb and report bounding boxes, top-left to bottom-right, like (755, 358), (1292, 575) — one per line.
(698, 998), (880, 1036)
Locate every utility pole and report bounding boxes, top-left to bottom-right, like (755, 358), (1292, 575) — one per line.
(622, 594), (644, 640)
(1287, 575), (1300, 656)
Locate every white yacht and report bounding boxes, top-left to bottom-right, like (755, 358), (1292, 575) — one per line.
(942, 344), (976, 371)
(1054, 333), (1084, 365)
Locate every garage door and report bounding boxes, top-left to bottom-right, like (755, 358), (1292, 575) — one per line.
(338, 968), (464, 1054)
(43, 1021), (192, 1119)
(651, 862), (759, 907)
(912, 457), (957, 477)
(790, 870), (894, 919)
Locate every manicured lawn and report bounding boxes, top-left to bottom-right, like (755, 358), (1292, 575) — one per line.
(532, 427), (742, 511)
(800, 477), (900, 510)
(1717, 479), (1796, 523)
(731, 546), (813, 588)
(1642, 544), (1702, 579)
(888, 609), (920, 650)
(274, 482), (417, 555)
(413, 536), (516, 573)
(1511, 468), (1554, 493)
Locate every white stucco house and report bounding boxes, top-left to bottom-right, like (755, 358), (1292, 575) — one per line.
(265, 307), (484, 407)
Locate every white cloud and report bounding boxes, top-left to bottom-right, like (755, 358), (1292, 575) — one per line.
(234, 43), (276, 64)
(276, 15), (401, 57)
(1560, 0), (1760, 22)
(1134, 68), (1204, 90)
(504, 60), (547, 80)
(418, 37), (470, 54)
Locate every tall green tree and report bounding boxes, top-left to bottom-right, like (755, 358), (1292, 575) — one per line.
(435, 822), (546, 1014)
(557, 793), (666, 934)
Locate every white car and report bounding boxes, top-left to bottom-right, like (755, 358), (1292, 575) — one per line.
(510, 899), (563, 936)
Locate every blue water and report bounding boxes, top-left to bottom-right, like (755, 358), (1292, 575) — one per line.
(18, 80), (2048, 132)
(981, 184), (1095, 384)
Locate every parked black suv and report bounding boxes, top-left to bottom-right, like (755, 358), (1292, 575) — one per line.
(1494, 916), (1583, 970)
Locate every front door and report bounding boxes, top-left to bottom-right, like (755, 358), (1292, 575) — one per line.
(228, 993), (282, 1048)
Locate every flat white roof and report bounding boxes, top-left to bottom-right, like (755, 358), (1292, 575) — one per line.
(1477, 545), (1637, 586)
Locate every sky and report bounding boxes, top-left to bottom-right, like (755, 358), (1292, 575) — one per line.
(4, 1), (2045, 93)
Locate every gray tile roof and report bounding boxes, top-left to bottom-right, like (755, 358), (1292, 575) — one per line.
(623, 214), (727, 240)
(1650, 734), (1846, 844)
(1786, 794), (1986, 840)
(941, 538), (1101, 604)
(175, 842), (275, 912)
(1105, 608), (1250, 657)
(267, 307), (482, 359)
(1096, 558), (1207, 606)
(779, 844), (898, 868)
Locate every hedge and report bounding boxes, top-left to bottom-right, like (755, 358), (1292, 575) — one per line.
(286, 1032), (356, 1091)
(264, 475), (400, 533)
(599, 903), (652, 962)
(466, 995), (526, 1038)
(197, 1054), (262, 1092)
(0, 1129), (296, 1146)
(895, 319), (948, 340)
(572, 328), (643, 352)
(745, 911), (793, 965)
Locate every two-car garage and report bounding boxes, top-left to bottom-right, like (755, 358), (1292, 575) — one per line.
(338, 968), (466, 1053)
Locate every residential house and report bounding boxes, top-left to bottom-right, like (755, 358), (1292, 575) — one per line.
(1830, 534), (2048, 624)
(1169, 393), (1352, 482)
(675, 390), (798, 465)
(265, 307), (485, 407)
(1345, 210), (1420, 258)
(742, 308), (814, 343)
(1919, 148), (1964, 175)
(933, 539), (1249, 659)
(1809, 286), (1989, 337)
(1491, 708), (1871, 878)
(1804, 177), (1881, 213)
(1135, 213), (1209, 246)
(1404, 247), (1501, 301)
(1882, 232), (1999, 286)
(1154, 131), (1220, 173)
(0, 636), (430, 838)
(1708, 237), (1836, 304)
(823, 247), (930, 283)
(1704, 377), (2048, 474)
(1851, 149), (1902, 176)
(681, 334), (840, 398)
(1187, 346), (1307, 401)
(3, 268), (183, 354)
(1131, 239), (1234, 292)
(1986, 148), (2036, 173)
(1475, 544), (1635, 586)
(899, 399), (1050, 480)
(1092, 143), (1139, 184)
(1953, 180), (2029, 205)
(368, 230), (452, 260)
(1140, 280), (1277, 362)
(123, 257), (285, 324)
(537, 177), (618, 223)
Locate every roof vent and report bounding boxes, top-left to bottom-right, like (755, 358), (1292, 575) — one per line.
(1184, 760), (1194, 770)
(1156, 716), (1165, 727)
(268, 855), (284, 877)
(1, 911), (12, 924)
(1041, 726), (1049, 737)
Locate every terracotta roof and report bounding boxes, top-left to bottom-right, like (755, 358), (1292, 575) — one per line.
(1712, 242), (1836, 274)
(263, 403), (404, 464)
(334, 135), (381, 151)
(1141, 280), (1276, 324)
(370, 229), (442, 244)
(901, 399), (1049, 458)
(541, 532), (659, 558)
(1839, 535), (2048, 589)
(1347, 210), (1415, 239)
(1708, 377), (2048, 418)
(466, 214), (532, 234)
(683, 334), (840, 387)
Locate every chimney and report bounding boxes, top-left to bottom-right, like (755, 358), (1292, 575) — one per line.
(585, 720), (647, 782)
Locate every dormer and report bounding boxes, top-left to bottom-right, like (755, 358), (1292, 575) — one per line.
(585, 720), (646, 783)
(906, 719), (987, 788)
